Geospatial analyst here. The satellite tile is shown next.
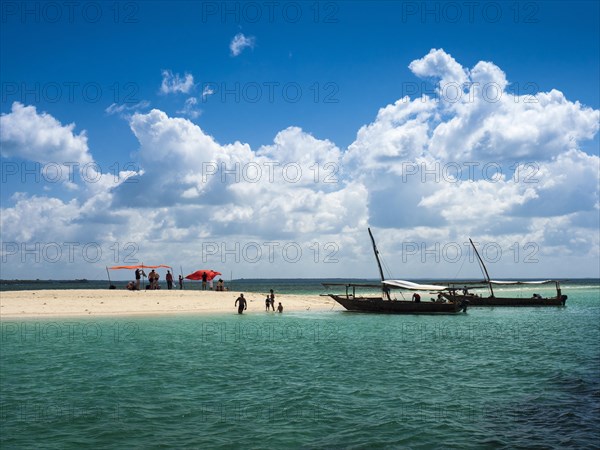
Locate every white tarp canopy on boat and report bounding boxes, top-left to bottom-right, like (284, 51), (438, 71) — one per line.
(383, 280), (448, 291)
(489, 280), (555, 285)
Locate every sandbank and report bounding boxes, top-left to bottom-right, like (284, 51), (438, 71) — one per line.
(0, 289), (339, 318)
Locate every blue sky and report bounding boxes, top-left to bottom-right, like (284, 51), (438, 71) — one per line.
(1, 1), (599, 280)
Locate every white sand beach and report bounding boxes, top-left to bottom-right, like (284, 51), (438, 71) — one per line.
(0, 289), (339, 318)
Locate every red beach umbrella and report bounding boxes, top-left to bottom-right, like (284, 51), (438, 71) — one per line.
(185, 270), (222, 281)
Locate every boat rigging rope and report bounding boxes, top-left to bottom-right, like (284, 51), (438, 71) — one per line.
(378, 253), (395, 281)
(452, 247), (467, 280)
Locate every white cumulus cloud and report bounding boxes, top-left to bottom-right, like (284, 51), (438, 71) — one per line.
(1, 102), (92, 165)
(177, 97), (201, 119)
(159, 69), (195, 94)
(230, 33), (256, 56)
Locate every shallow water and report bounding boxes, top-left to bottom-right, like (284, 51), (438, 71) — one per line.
(1, 284), (598, 448)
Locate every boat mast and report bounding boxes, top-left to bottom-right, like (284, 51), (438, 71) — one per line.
(368, 228), (391, 300)
(469, 238), (494, 297)
(368, 228), (385, 281)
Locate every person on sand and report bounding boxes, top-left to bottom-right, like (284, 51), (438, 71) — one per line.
(166, 270), (173, 290)
(269, 289), (275, 311)
(202, 272), (208, 290)
(235, 294), (247, 314)
(178, 275), (183, 290)
(265, 295), (271, 311)
(127, 281), (135, 290)
(277, 302), (283, 313)
(134, 268), (145, 290)
(149, 270), (160, 289)
(148, 270), (156, 289)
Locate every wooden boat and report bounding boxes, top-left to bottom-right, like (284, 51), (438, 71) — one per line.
(326, 284), (467, 314)
(324, 229), (468, 314)
(442, 239), (567, 307)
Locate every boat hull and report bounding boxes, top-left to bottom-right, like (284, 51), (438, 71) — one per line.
(443, 294), (567, 307)
(329, 295), (467, 314)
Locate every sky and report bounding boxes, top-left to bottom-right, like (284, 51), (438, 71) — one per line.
(1, 0), (599, 281)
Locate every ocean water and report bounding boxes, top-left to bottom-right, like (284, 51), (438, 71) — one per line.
(1, 282), (599, 448)
(2, 278), (597, 297)
(0, 278), (364, 294)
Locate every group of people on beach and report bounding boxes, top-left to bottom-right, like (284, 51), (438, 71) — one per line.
(199, 273), (226, 291)
(235, 290), (283, 314)
(124, 270), (283, 314)
(127, 269), (185, 291)
(125, 268), (231, 291)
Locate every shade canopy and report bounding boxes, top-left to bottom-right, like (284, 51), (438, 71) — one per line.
(185, 270), (222, 281)
(383, 280), (447, 291)
(108, 264), (172, 270)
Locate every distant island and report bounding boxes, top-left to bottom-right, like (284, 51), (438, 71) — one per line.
(1, 279), (89, 284)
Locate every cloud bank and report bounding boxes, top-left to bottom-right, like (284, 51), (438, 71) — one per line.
(1, 49), (598, 279)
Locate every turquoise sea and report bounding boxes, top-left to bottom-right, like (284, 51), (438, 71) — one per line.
(1, 280), (599, 448)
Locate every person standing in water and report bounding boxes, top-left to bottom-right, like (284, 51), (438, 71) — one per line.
(269, 289), (275, 311)
(235, 294), (247, 314)
(277, 302), (283, 313)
